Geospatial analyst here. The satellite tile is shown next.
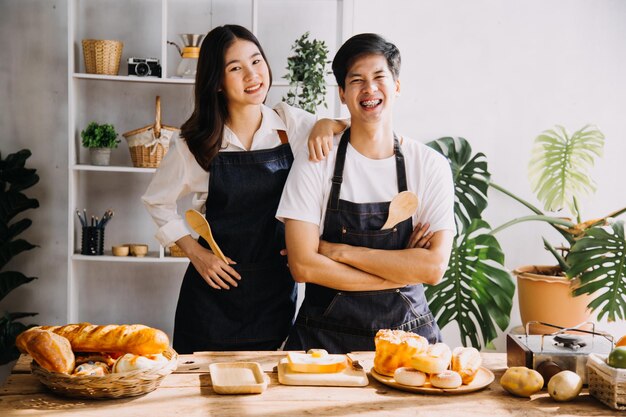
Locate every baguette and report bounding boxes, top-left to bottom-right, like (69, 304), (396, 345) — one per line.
(18, 329), (75, 374)
(23, 323), (170, 355)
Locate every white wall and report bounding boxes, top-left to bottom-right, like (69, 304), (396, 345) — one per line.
(1, 0), (625, 365)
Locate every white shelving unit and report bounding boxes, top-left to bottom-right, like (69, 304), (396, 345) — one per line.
(66, 0), (352, 326)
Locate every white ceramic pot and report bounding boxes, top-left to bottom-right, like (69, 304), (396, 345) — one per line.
(90, 147), (112, 166)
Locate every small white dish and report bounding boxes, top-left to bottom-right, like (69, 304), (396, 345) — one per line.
(209, 362), (268, 394)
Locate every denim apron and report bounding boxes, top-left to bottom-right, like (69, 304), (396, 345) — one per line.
(284, 129), (441, 354)
(173, 131), (297, 353)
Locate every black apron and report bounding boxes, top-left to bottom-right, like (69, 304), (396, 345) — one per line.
(284, 129), (441, 354)
(173, 132), (297, 353)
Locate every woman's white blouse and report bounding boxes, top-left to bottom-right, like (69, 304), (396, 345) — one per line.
(141, 102), (316, 247)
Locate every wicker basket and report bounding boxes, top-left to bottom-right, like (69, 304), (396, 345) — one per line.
(30, 347), (178, 399)
(587, 353), (626, 410)
(168, 243), (187, 257)
(82, 39), (123, 75)
(123, 96), (179, 168)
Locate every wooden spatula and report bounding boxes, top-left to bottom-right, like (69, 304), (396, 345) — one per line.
(381, 191), (419, 230)
(185, 209), (228, 263)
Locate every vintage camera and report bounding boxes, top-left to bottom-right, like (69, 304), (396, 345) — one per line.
(128, 57), (161, 77)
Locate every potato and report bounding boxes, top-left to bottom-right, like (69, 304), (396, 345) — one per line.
(547, 370), (582, 402)
(500, 366), (544, 397)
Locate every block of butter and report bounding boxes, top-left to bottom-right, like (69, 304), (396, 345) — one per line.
(286, 352), (348, 373)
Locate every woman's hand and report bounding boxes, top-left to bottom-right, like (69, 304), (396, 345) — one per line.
(318, 240), (349, 262)
(407, 222), (433, 249)
(176, 235), (241, 290)
(307, 118), (349, 162)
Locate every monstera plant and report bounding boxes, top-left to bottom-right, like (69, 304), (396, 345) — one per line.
(489, 125), (626, 322)
(425, 137), (514, 349)
(426, 125), (626, 348)
(0, 149), (39, 364)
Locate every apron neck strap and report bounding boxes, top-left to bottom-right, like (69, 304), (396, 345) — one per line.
(277, 130), (288, 144)
(328, 129), (408, 211)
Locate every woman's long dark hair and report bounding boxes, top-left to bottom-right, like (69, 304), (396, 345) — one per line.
(180, 25), (273, 171)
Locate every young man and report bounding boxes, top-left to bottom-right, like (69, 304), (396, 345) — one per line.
(276, 33), (456, 353)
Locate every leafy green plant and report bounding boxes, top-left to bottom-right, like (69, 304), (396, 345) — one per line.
(0, 149), (39, 365)
(489, 124), (626, 321)
(80, 122), (120, 149)
(282, 32), (330, 113)
(425, 125), (625, 348)
(425, 137), (514, 349)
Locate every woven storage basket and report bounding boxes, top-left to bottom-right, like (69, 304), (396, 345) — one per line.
(30, 347), (178, 399)
(123, 96), (179, 168)
(82, 39), (123, 75)
(168, 243), (187, 257)
(587, 353), (626, 410)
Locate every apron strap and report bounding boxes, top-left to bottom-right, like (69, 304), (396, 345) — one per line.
(327, 129), (351, 210)
(278, 130), (288, 144)
(394, 133), (408, 192)
(328, 129), (408, 211)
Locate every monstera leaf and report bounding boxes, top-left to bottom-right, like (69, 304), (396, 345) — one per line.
(567, 220), (626, 321)
(425, 220), (514, 348)
(528, 124), (604, 215)
(427, 137), (490, 230)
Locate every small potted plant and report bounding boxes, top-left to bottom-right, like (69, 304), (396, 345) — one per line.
(282, 32), (330, 114)
(81, 121), (120, 166)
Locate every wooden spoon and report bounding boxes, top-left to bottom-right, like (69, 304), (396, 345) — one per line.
(380, 191), (419, 230)
(185, 209), (228, 263)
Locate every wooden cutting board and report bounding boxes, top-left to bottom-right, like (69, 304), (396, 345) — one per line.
(277, 358), (369, 387)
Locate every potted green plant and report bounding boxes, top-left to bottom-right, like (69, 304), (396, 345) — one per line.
(487, 125), (626, 333)
(282, 32), (330, 114)
(0, 149), (39, 365)
(425, 126), (626, 347)
(81, 121), (120, 166)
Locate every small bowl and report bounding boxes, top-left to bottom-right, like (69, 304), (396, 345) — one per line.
(127, 243), (148, 257)
(112, 245), (129, 256)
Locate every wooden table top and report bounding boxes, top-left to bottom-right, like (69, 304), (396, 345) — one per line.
(0, 351), (621, 416)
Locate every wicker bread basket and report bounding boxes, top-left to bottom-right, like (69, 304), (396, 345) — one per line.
(587, 353), (626, 410)
(123, 96), (179, 168)
(168, 243), (187, 257)
(30, 347), (178, 399)
(82, 39), (123, 75)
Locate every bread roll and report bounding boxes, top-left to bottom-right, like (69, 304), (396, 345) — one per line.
(430, 370), (462, 389)
(451, 346), (482, 384)
(410, 342), (452, 374)
(374, 329), (429, 376)
(394, 367), (427, 387)
(18, 329), (75, 374)
(73, 361), (110, 376)
(25, 323), (169, 355)
(112, 353), (169, 373)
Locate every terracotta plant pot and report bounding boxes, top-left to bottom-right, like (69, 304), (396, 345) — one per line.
(514, 265), (592, 334)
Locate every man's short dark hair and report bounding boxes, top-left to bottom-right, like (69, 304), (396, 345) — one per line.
(332, 33), (401, 89)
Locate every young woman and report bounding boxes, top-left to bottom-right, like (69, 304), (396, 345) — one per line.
(142, 25), (346, 353)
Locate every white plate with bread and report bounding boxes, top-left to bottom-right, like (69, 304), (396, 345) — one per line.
(371, 329), (494, 394)
(370, 366), (494, 394)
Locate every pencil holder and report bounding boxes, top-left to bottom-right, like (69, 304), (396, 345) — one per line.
(81, 226), (104, 255)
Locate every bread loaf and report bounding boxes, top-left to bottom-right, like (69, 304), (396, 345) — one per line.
(451, 346), (482, 384)
(17, 329), (75, 374)
(24, 323), (170, 355)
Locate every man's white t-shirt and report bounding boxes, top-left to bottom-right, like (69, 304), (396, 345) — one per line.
(277, 135), (456, 235)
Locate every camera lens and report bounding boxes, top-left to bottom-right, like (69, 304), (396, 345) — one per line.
(136, 62), (150, 77)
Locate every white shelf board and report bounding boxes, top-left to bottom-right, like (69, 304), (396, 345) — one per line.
(73, 73), (194, 84)
(72, 164), (156, 173)
(72, 252), (189, 263)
